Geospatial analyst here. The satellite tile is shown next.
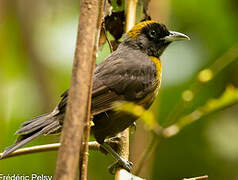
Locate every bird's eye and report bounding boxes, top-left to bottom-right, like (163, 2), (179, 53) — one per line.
(149, 30), (157, 38)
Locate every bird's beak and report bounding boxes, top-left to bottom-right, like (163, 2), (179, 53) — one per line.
(163, 31), (190, 42)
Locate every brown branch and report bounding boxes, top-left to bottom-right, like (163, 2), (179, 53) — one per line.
(0, 142), (101, 159)
(54, 0), (99, 179)
(0, 137), (122, 160)
(79, 0), (105, 179)
(114, 131), (130, 180)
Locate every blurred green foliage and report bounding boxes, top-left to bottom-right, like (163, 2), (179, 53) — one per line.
(0, 0), (238, 179)
(114, 102), (159, 133)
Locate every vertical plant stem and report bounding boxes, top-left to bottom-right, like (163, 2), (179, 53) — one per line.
(54, 0), (98, 179)
(115, 0), (137, 179)
(79, 0), (105, 179)
(125, 0), (138, 32)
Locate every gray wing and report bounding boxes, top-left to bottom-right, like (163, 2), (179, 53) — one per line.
(58, 53), (157, 116)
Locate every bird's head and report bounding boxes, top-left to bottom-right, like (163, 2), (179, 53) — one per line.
(123, 20), (190, 58)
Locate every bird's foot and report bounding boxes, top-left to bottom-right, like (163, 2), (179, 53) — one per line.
(108, 158), (133, 174)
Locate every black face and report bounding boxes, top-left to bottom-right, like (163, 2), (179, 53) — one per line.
(141, 23), (170, 42)
(121, 22), (174, 58)
(137, 23), (171, 58)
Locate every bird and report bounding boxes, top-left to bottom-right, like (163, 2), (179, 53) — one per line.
(1, 20), (190, 172)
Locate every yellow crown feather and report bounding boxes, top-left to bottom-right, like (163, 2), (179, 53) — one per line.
(127, 20), (157, 40)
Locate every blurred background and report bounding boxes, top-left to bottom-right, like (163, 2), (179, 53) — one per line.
(1, 0), (238, 179)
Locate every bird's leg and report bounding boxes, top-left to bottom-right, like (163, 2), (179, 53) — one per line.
(101, 142), (133, 174)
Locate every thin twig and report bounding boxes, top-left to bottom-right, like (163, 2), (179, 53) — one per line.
(0, 142), (101, 160)
(54, 0), (99, 179)
(102, 22), (113, 53)
(163, 85), (238, 138)
(183, 175), (208, 180)
(135, 134), (161, 175)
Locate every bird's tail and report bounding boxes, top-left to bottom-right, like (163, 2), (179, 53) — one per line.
(1, 113), (62, 159)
